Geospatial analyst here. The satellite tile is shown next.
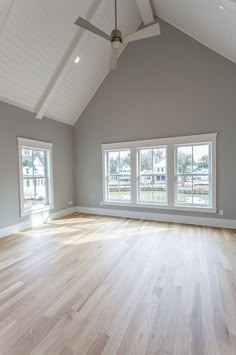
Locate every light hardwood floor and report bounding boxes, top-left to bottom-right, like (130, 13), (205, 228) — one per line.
(0, 213), (236, 355)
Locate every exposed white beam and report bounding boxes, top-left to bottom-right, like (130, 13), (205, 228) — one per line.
(35, 0), (105, 119)
(136, 0), (154, 25)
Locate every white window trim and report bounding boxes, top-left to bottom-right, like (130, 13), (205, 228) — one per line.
(18, 137), (54, 217)
(137, 145), (168, 205)
(103, 148), (132, 203)
(174, 142), (213, 209)
(102, 133), (217, 213)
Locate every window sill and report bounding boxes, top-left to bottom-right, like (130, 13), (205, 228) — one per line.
(21, 205), (54, 217)
(102, 201), (217, 214)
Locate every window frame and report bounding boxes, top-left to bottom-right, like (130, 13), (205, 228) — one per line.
(103, 148), (131, 203)
(102, 133), (217, 213)
(137, 146), (168, 205)
(18, 137), (54, 217)
(174, 143), (212, 208)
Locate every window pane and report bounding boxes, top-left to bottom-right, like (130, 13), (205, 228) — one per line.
(23, 179), (35, 209)
(108, 176), (119, 201)
(193, 145), (209, 173)
(36, 178), (48, 205)
(193, 175), (209, 205)
(107, 175), (131, 202)
(175, 144), (211, 207)
(153, 148), (166, 174)
(139, 176), (167, 204)
(107, 150), (131, 202)
(138, 147), (167, 204)
(176, 176), (193, 204)
(177, 146), (192, 174)
(140, 149), (152, 174)
(20, 143), (52, 215)
(33, 150), (46, 177)
(23, 178), (48, 212)
(22, 149), (33, 177)
(108, 152), (119, 174)
(119, 151), (130, 175)
(153, 175), (167, 203)
(119, 176), (131, 201)
(139, 176), (153, 202)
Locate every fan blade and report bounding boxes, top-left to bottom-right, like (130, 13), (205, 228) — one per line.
(124, 22), (160, 43)
(74, 17), (110, 41)
(110, 48), (118, 71)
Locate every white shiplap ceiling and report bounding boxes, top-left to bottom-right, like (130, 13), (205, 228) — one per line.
(0, 0), (235, 125)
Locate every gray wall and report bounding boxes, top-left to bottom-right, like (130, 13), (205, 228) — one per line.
(0, 101), (75, 229)
(74, 19), (236, 220)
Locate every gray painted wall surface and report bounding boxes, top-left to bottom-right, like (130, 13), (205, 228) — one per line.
(0, 101), (75, 229)
(74, 20), (236, 220)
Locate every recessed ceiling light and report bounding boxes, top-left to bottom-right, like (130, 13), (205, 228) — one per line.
(219, 5), (225, 10)
(74, 56), (80, 64)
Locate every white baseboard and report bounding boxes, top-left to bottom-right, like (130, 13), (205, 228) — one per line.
(1, 206), (235, 239)
(0, 207), (76, 239)
(75, 206), (236, 230)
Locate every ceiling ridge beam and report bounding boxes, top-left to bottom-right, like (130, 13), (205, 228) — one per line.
(35, 0), (105, 119)
(136, 0), (155, 25)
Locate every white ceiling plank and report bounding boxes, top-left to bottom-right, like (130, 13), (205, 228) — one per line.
(0, 0), (14, 35)
(210, 0), (236, 12)
(136, 0), (155, 25)
(1, 0), (236, 125)
(45, 0), (141, 124)
(153, 0), (236, 64)
(35, 0), (105, 119)
(71, 29), (141, 125)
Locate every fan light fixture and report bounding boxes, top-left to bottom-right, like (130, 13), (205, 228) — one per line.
(74, 56), (80, 64)
(74, 0), (160, 70)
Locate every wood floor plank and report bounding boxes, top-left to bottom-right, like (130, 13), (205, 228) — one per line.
(87, 332), (110, 355)
(0, 213), (235, 355)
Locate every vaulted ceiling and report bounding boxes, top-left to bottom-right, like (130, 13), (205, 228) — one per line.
(0, 0), (235, 125)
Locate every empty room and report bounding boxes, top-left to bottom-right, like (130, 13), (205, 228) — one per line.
(0, 0), (236, 354)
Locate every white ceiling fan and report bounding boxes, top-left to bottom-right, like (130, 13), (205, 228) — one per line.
(74, 0), (160, 70)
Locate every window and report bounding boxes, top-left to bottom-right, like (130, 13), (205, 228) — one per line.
(175, 144), (211, 207)
(104, 150), (131, 202)
(18, 138), (54, 216)
(138, 147), (167, 204)
(102, 133), (217, 212)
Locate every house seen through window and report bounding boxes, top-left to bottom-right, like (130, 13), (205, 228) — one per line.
(102, 134), (216, 211)
(106, 150), (131, 202)
(18, 138), (54, 216)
